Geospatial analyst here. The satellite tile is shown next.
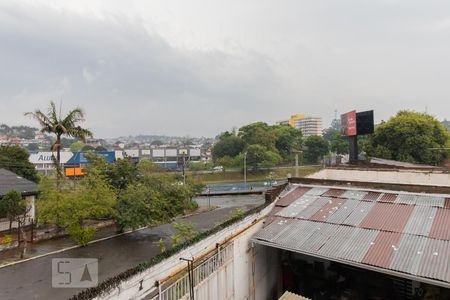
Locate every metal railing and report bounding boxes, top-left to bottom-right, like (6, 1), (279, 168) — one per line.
(151, 243), (234, 300)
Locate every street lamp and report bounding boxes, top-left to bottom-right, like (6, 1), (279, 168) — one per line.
(243, 151), (247, 187)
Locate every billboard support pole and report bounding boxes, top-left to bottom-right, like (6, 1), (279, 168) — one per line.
(349, 136), (358, 163)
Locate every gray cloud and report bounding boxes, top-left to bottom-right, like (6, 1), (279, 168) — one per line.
(0, 1), (449, 137)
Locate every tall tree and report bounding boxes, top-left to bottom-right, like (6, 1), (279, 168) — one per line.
(25, 101), (93, 165)
(0, 145), (39, 182)
(211, 135), (245, 161)
(365, 111), (449, 165)
(273, 124), (303, 158)
(304, 135), (329, 163)
(238, 122), (277, 150)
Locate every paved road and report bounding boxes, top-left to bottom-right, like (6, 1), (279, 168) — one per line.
(0, 196), (263, 300)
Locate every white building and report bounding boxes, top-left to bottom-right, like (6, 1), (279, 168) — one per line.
(297, 116), (322, 137)
(28, 151), (73, 175)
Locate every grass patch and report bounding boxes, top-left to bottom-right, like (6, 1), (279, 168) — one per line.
(188, 166), (321, 184)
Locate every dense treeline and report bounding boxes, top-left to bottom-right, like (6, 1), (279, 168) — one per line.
(365, 111), (449, 165)
(212, 122), (303, 169)
(37, 156), (201, 245)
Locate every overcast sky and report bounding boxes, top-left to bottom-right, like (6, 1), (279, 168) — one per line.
(1, 0), (449, 138)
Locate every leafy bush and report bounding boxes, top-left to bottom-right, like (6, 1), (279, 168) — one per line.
(69, 226), (96, 247)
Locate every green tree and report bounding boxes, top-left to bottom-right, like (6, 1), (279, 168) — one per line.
(81, 145), (95, 152)
(108, 157), (138, 190)
(322, 128), (340, 143)
(69, 141), (85, 152)
(211, 135), (245, 160)
(114, 173), (197, 232)
(0, 190), (26, 232)
(304, 135), (329, 163)
(273, 124), (303, 158)
(95, 146), (107, 152)
(26, 143), (40, 152)
(365, 111), (449, 165)
(0, 145), (39, 182)
(25, 101), (93, 165)
(0, 190), (30, 257)
(238, 122), (277, 150)
(37, 172), (116, 246)
(170, 222), (198, 247)
(246, 144), (281, 171)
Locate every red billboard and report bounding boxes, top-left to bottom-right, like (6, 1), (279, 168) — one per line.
(341, 110), (357, 136)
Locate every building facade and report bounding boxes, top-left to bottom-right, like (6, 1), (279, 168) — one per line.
(297, 116), (322, 137)
(282, 114), (323, 137)
(28, 151), (73, 175)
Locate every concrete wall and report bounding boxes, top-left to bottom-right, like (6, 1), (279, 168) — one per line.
(308, 169), (450, 187)
(95, 202), (279, 300)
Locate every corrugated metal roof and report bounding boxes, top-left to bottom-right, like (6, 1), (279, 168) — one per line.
(403, 206), (437, 236)
(417, 238), (450, 283)
(341, 190), (368, 200)
(335, 227), (379, 262)
(360, 203), (414, 232)
(342, 201), (375, 226)
(253, 183), (450, 287)
(396, 194), (445, 207)
(429, 208), (450, 240)
(304, 187), (329, 196)
(444, 198), (450, 209)
(310, 198), (345, 222)
(326, 199), (360, 224)
(276, 186), (311, 207)
(378, 193), (398, 203)
(322, 188), (346, 197)
(276, 195), (320, 218)
(390, 234), (428, 276)
(363, 191), (382, 201)
(362, 231), (402, 268)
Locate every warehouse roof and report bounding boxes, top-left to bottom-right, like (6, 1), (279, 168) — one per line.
(253, 184), (450, 288)
(66, 151), (115, 165)
(0, 168), (38, 197)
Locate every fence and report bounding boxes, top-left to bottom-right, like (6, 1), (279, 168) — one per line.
(151, 242), (234, 300)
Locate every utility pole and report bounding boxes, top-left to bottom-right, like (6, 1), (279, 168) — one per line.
(295, 152), (299, 177)
(243, 151), (247, 187)
(182, 152), (186, 185)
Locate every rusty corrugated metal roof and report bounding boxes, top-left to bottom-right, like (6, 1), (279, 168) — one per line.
(277, 186), (311, 207)
(378, 193), (398, 202)
(253, 184), (450, 287)
(363, 191), (382, 201)
(360, 203), (414, 232)
(322, 188), (346, 197)
(362, 231), (402, 268)
(429, 208), (450, 240)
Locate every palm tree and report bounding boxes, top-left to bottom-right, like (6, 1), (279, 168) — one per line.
(25, 101), (93, 165)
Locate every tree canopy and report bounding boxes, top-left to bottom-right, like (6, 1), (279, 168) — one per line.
(0, 145), (39, 182)
(365, 111), (449, 165)
(212, 122), (303, 168)
(304, 135), (329, 163)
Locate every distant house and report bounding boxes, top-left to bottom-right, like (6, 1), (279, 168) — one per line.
(0, 169), (38, 232)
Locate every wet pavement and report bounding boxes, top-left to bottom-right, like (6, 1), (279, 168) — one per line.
(0, 195), (264, 300)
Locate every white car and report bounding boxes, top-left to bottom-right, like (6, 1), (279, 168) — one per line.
(212, 166), (224, 172)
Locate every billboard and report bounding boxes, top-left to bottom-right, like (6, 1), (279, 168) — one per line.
(341, 110), (374, 136)
(356, 110), (374, 135)
(341, 110), (357, 136)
